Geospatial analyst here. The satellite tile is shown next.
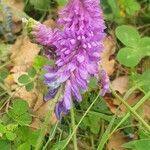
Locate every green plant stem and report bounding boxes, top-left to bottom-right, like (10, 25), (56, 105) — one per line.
(111, 85), (150, 132)
(61, 94), (100, 150)
(71, 105), (78, 150)
(42, 121), (59, 150)
(97, 90), (150, 150)
(111, 90), (150, 135)
(35, 88), (62, 150)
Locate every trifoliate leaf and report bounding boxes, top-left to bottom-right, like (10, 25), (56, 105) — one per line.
(116, 25), (140, 47)
(8, 99), (32, 126)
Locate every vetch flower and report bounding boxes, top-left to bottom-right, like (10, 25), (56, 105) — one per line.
(99, 69), (110, 96)
(25, 0), (109, 119)
(52, 0), (107, 119)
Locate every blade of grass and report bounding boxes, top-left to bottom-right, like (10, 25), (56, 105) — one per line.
(111, 85), (150, 132)
(97, 89), (150, 150)
(61, 94), (101, 150)
(35, 87), (62, 150)
(42, 121), (59, 150)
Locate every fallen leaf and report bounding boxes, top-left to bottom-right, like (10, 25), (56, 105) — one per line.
(43, 19), (58, 30)
(10, 36), (40, 73)
(143, 100), (150, 120)
(35, 100), (57, 125)
(112, 76), (129, 94)
(6, 0), (24, 11)
(101, 36), (116, 76)
(106, 93), (142, 116)
(107, 131), (129, 150)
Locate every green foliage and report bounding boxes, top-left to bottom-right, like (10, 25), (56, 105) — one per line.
(120, 0), (140, 16)
(29, 0), (50, 11)
(57, 0), (67, 6)
(132, 69), (150, 92)
(0, 68), (9, 82)
(18, 74), (31, 84)
(15, 126), (40, 149)
(8, 99), (32, 126)
(27, 67), (37, 78)
(0, 122), (18, 141)
(0, 140), (11, 150)
(33, 55), (54, 71)
(51, 138), (69, 150)
(116, 25), (150, 67)
(101, 0), (140, 23)
(18, 67), (36, 91)
(122, 139), (150, 150)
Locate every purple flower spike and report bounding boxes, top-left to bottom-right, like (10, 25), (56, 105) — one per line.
(55, 100), (69, 120)
(33, 23), (54, 48)
(44, 88), (58, 101)
(26, 0), (109, 119)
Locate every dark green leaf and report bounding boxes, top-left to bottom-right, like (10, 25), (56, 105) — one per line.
(30, 0), (49, 10)
(0, 140), (11, 150)
(25, 82), (34, 92)
(18, 74), (30, 84)
(27, 67), (36, 78)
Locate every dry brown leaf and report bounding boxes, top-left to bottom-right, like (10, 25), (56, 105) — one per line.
(6, 0), (24, 11)
(107, 131), (129, 150)
(106, 93), (142, 116)
(143, 100), (150, 120)
(112, 76), (129, 94)
(35, 100), (57, 125)
(10, 36), (40, 73)
(101, 36), (116, 76)
(43, 19), (58, 30)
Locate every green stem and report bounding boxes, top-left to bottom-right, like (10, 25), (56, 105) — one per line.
(35, 88), (62, 150)
(42, 122), (59, 150)
(71, 105), (78, 150)
(97, 90), (150, 150)
(111, 85), (150, 132)
(110, 90), (150, 140)
(61, 94), (100, 150)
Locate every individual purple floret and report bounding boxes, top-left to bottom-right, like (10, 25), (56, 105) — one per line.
(26, 0), (109, 119)
(32, 23), (54, 48)
(99, 69), (110, 96)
